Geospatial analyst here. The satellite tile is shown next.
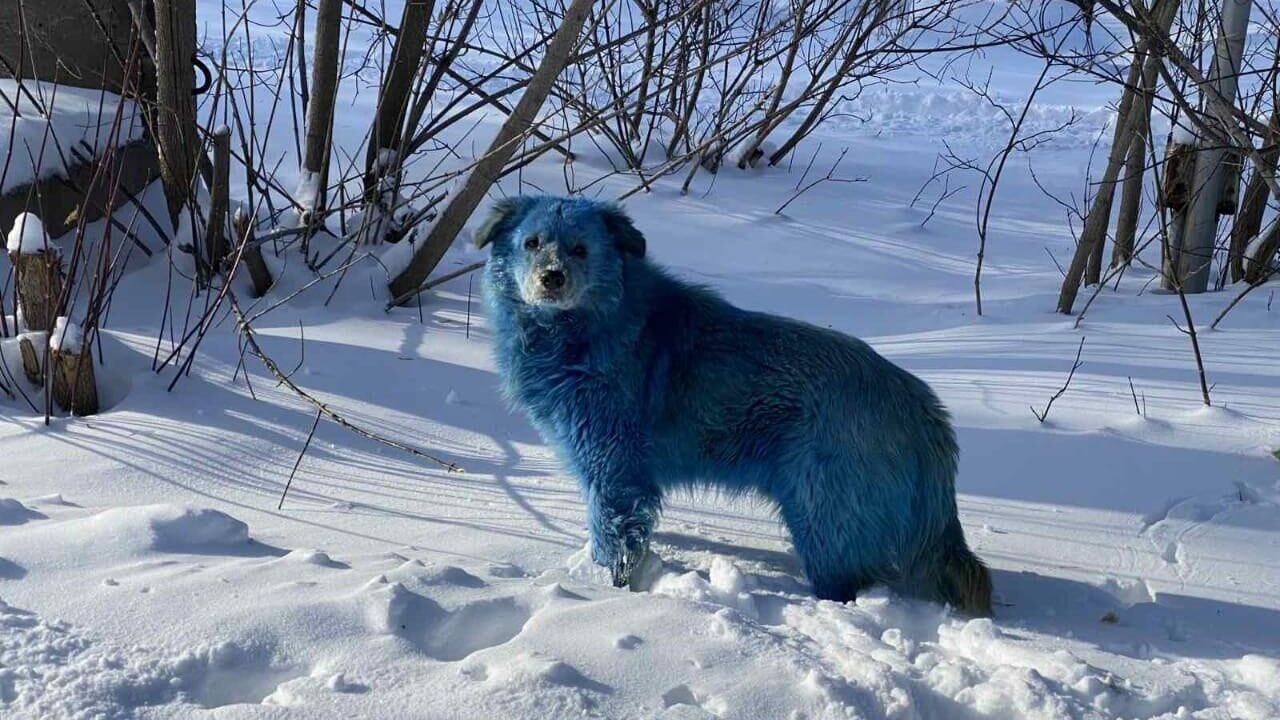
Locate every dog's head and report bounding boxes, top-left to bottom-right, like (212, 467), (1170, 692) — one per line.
(476, 196), (645, 314)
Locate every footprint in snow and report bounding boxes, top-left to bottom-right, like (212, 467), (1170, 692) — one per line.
(360, 578), (533, 661)
(0, 498), (47, 525)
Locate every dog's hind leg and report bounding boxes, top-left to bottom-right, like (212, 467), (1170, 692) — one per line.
(780, 506), (878, 601)
(773, 466), (883, 603)
(910, 517), (993, 617)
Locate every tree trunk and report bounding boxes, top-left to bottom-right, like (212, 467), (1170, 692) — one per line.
(1244, 220), (1280, 284)
(666, 4), (711, 158)
(388, 0), (594, 305)
(153, 0), (199, 228)
(1174, 0), (1253, 293)
(1057, 0), (1177, 312)
(1111, 124), (1148, 269)
(402, 0), (485, 158)
(360, 0), (432, 244)
(299, 0), (343, 223)
(1112, 23), (1171, 269)
(204, 127), (231, 283)
(1057, 72), (1143, 309)
(737, 1), (806, 170)
(1229, 110), (1279, 281)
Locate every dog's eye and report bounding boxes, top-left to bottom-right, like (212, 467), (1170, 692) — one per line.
(523, 235), (540, 251)
(570, 245), (587, 259)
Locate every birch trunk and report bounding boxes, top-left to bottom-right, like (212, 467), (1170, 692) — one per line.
(1174, 0), (1254, 293)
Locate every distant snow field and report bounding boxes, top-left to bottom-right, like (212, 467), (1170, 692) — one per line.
(2, 2), (1280, 720)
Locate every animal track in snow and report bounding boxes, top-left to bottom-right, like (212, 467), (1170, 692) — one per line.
(660, 683), (721, 719)
(360, 577), (533, 661)
(0, 498), (46, 525)
(425, 597), (533, 661)
(614, 634), (643, 649)
(179, 641), (302, 708)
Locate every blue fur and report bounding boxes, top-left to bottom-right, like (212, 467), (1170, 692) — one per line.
(481, 195), (989, 610)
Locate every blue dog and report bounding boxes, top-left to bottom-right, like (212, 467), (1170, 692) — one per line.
(478, 195), (992, 615)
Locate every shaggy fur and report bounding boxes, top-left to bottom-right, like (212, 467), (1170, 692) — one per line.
(478, 195), (992, 616)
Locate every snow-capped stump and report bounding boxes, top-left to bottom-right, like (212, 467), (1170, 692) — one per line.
(7, 213), (64, 333)
(7, 212), (50, 255)
(50, 317), (98, 416)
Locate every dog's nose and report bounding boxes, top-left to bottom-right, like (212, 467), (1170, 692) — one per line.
(541, 270), (566, 291)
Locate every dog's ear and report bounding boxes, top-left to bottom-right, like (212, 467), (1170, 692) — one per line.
(473, 197), (530, 250)
(599, 203), (646, 259)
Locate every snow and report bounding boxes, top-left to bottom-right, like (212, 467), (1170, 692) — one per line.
(0, 497), (44, 525)
(0, 81), (145, 194)
(1170, 119), (1197, 145)
(48, 316), (82, 354)
(827, 84), (1113, 148)
(5, 212), (49, 255)
(6, 154), (1280, 718)
(1, 2), (1279, 719)
(1244, 227), (1275, 271)
(295, 170), (322, 213)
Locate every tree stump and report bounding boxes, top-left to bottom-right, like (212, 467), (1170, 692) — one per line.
(233, 210), (273, 297)
(51, 346), (99, 416)
(14, 250), (64, 332)
(203, 127), (231, 283)
(17, 335), (43, 384)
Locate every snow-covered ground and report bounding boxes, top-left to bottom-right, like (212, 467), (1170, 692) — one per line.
(0, 80), (144, 195)
(3, 5), (1280, 720)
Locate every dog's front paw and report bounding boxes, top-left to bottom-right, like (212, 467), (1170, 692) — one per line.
(610, 536), (650, 589)
(590, 531), (649, 589)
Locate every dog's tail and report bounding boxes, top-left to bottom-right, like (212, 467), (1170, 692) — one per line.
(934, 518), (993, 617)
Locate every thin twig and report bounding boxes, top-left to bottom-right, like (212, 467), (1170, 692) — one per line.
(1031, 337), (1086, 423)
(230, 294), (462, 472)
(279, 408), (322, 509)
